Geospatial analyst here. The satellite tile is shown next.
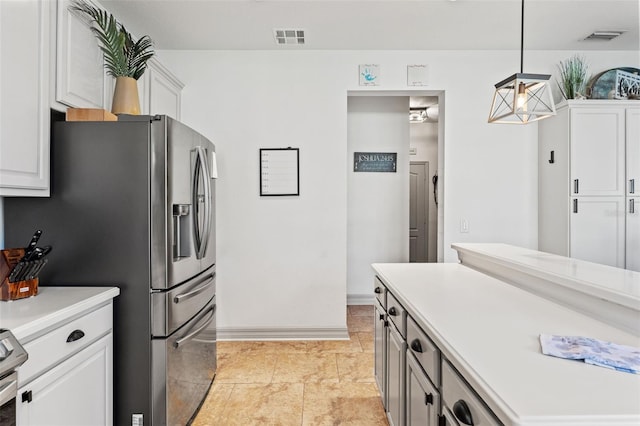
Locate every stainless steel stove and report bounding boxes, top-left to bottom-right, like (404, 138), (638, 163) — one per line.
(0, 329), (28, 426)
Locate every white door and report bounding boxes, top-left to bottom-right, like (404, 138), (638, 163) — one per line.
(626, 108), (640, 197)
(409, 162), (428, 262)
(627, 197), (640, 272)
(570, 108), (625, 196)
(570, 197), (625, 268)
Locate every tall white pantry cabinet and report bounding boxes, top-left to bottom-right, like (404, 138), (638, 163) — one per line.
(539, 100), (640, 271)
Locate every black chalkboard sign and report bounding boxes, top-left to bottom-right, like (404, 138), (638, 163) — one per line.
(354, 152), (397, 172)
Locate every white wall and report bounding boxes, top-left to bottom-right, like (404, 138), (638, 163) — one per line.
(347, 96), (410, 300)
(410, 121), (439, 262)
(158, 49), (637, 336)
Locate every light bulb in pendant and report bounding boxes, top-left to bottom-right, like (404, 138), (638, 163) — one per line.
(516, 82), (527, 109)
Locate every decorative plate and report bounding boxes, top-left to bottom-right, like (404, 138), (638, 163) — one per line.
(587, 67), (640, 99)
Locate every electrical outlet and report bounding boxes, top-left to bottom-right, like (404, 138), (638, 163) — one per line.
(132, 414), (143, 426)
(460, 218), (469, 233)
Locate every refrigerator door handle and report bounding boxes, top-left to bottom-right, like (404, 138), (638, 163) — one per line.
(173, 273), (216, 304)
(173, 305), (216, 348)
(193, 146), (212, 259)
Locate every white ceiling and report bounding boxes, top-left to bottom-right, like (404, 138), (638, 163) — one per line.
(99, 0), (640, 51)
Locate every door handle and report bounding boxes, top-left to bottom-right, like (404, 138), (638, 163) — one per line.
(388, 307), (397, 316)
(573, 199), (578, 213)
(631, 199), (635, 214)
(453, 400), (474, 425)
(374, 286), (382, 294)
(631, 179), (636, 194)
(573, 179), (579, 194)
(174, 273), (215, 303)
(410, 339), (423, 353)
(174, 305), (215, 348)
(66, 329), (85, 343)
(193, 146), (212, 260)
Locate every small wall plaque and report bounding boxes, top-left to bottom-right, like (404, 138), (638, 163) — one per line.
(407, 65), (428, 86)
(354, 152), (397, 172)
(359, 64), (380, 86)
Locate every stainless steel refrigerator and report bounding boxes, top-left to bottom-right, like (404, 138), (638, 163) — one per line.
(4, 114), (217, 426)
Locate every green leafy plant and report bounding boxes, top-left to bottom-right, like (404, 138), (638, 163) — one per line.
(556, 55), (589, 100)
(70, 0), (154, 80)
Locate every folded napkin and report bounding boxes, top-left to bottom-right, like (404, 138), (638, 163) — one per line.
(540, 334), (640, 374)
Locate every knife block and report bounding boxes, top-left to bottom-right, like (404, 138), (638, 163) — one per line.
(0, 248), (38, 301)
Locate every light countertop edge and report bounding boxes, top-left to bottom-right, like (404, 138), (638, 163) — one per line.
(372, 262), (640, 426)
(0, 286), (120, 343)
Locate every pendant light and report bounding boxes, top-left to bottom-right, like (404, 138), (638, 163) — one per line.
(488, 0), (556, 124)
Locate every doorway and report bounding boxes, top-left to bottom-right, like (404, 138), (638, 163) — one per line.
(409, 96), (439, 263)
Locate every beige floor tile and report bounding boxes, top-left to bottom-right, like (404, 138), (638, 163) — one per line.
(348, 305), (374, 317)
(191, 382), (234, 426)
(272, 353), (339, 383)
(347, 315), (374, 332)
(308, 333), (363, 353)
(302, 382), (388, 426)
(217, 341), (256, 354)
(356, 332), (374, 353)
(216, 352), (278, 383)
(337, 353), (375, 383)
(214, 383), (304, 425)
(250, 340), (310, 353)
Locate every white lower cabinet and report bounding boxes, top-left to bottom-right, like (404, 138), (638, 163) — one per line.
(570, 196), (626, 268)
(628, 197), (640, 272)
(17, 334), (113, 426)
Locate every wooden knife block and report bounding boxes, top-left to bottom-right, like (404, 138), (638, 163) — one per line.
(0, 248), (38, 301)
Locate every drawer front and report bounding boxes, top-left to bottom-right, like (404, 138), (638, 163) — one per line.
(386, 291), (406, 338)
(442, 359), (502, 426)
(406, 316), (440, 385)
(374, 276), (386, 309)
(18, 303), (113, 387)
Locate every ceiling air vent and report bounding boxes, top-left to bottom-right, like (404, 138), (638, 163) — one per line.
(584, 31), (625, 41)
(273, 29), (305, 45)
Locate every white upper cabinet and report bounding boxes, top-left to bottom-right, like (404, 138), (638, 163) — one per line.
(144, 58), (184, 119)
(54, 0), (106, 110)
(626, 108), (640, 197)
(0, 0), (51, 196)
(570, 107), (626, 197)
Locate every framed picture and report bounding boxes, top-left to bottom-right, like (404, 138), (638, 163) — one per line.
(359, 64), (380, 86)
(260, 148), (300, 196)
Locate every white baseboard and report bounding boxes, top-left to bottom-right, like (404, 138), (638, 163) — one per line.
(347, 293), (374, 305)
(217, 326), (349, 341)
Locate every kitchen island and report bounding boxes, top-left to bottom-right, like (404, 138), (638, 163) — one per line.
(373, 249), (640, 425)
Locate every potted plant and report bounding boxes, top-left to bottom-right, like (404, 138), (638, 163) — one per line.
(556, 55), (589, 100)
(70, 0), (155, 114)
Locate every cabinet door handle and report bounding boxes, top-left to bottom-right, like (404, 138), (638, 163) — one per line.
(410, 339), (423, 353)
(22, 390), (32, 403)
(631, 199), (635, 214)
(425, 392), (433, 405)
(379, 314), (385, 321)
(374, 287), (382, 294)
(388, 307), (397, 316)
(630, 179), (635, 194)
(66, 329), (85, 343)
(453, 400), (474, 425)
(573, 179), (579, 194)
(572, 199), (578, 213)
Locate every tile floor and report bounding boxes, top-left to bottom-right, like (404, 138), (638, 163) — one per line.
(192, 305), (389, 425)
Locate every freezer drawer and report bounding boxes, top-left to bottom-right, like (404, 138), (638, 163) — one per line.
(151, 267), (216, 337)
(151, 296), (217, 426)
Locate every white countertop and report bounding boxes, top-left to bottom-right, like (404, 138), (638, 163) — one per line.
(372, 262), (640, 425)
(0, 286), (120, 343)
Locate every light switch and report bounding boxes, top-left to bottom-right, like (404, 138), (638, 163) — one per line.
(460, 219), (469, 233)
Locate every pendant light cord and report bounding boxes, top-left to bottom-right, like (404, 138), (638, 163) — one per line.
(520, 0), (524, 73)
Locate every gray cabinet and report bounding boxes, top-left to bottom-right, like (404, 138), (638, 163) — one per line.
(406, 352), (439, 425)
(374, 300), (386, 405)
(387, 323), (405, 426)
